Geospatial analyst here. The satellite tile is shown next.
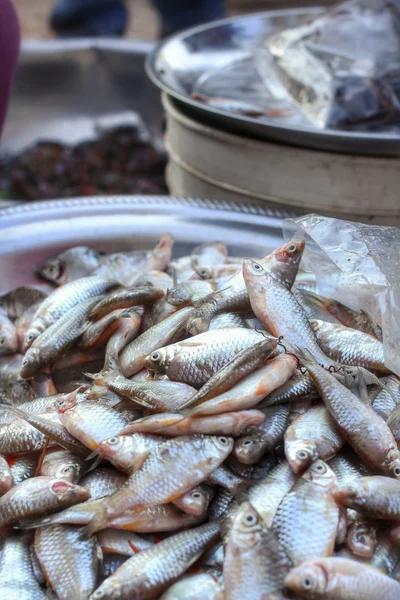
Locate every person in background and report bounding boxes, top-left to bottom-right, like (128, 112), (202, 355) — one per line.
(50, 0), (224, 38)
(0, 0), (20, 137)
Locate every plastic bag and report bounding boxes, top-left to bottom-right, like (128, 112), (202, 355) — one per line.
(283, 214), (400, 376)
(257, 0), (400, 131)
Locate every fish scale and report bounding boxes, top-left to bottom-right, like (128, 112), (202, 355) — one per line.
(0, 534), (47, 600)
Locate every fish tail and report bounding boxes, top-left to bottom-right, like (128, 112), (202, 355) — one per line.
(82, 506), (108, 537)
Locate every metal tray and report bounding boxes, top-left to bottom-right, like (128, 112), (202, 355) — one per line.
(147, 10), (400, 156)
(1, 39), (162, 157)
(0, 195), (286, 292)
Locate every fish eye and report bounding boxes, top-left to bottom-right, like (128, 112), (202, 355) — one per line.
(288, 244), (297, 253)
(359, 535), (367, 544)
(315, 463), (324, 472)
(62, 465), (74, 473)
(192, 492), (201, 499)
(218, 437), (229, 445)
(303, 578), (312, 589)
(108, 437), (119, 445)
(0, 338), (4, 346)
(22, 358), (29, 366)
(296, 450), (308, 459)
(199, 269), (209, 278)
(395, 467), (400, 476)
(244, 513), (256, 525)
(243, 440), (253, 446)
(150, 352), (161, 362)
(253, 263), (263, 271)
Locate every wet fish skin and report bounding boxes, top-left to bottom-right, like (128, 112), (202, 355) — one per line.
(0, 286), (49, 322)
(387, 404), (400, 445)
(182, 338), (279, 411)
(172, 484), (214, 517)
(167, 280), (217, 307)
(38, 246), (101, 285)
(191, 241), (228, 267)
(119, 307), (194, 377)
(371, 375), (400, 420)
(284, 557), (400, 599)
(160, 571), (223, 600)
(261, 370), (318, 407)
(57, 397), (130, 451)
(243, 259), (335, 368)
(97, 529), (154, 556)
(96, 433), (166, 473)
(25, 276), (116, 348)
(311, 319), (389, 374)
(9, 453), (38, 484)
(80, 309), (134, 350)
(274, 460), (340, 565)
(299, 354), (400, 478)
(0, 534), (47, 599)
(104, 311), (143, 369)
(79, 468), (127, 500)
(0, 313), (19, 356)
(333, 476), (400, 519)
(188, 354), (298, 417)
(284, 404), (343, 474)
(224, 501), (290, 600)
(89, 286), (164, 321)
(248, 460), (297, 527)
(21, 296), (104, 378)
(35, 524), (98, 600)
(84, 435), (233, 536)
(0, 454), (13, 494)
(234, 404), (290, 464)
(89, 521), (220, 600)
(144, 328), (267, 387)
(207, 464), (252, 496)
(40, 448), (88, 483)
(0, 476), (90, 526)
(345, 520), (377, 559)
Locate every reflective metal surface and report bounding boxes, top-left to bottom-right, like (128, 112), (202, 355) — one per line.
(1, 39), (162, 157)
(147, 10), (400, 155)
(0, 195), (286, 292)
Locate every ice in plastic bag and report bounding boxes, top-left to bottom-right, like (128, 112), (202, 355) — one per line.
(284, 214), (400, 376)
(257, 0), (400, 131)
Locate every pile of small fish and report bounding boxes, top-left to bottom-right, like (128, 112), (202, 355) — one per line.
(1, 233), (400, 599)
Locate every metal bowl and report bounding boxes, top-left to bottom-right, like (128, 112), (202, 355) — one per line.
(0, 195), (285, 292)
(147, 10), (400, 156)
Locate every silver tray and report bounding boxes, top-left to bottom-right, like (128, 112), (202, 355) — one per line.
(1, 39), (162, 157)
(147, 10), (400, 156)
(0, 195), (286, 292)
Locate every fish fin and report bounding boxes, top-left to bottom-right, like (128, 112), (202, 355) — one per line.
(82, 509), (108, 537)
(128, 540), (142, 554)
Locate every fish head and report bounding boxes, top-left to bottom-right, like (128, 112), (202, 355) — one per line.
(98, 435), (125, 459)
(23, 326), (42, 351)
(284, 561), (328, 596)
(386, 449), (400, 479)
(230, 501), (266, 549)
(332, 481), (367, 508)
(210, 435), (234, 459)
(304, 459), (337, 488)
(90, 579), (122, 600)
(264, 239), (305, 289)
(143, 347), (174, 372)
(233, 435), (264, 465)
(152, 233), (174, 270)
(194, 266), (213, 280)
(20, 347), (40, 379)
(51, 480), (91, 506)
(49, 460), (83, 483)
(285, 439), (318, 474)
(175, 485), (214, 517)
(56, 388), (80, 414)
(346, 521), (376, 558)
(38, 257), (64, 285)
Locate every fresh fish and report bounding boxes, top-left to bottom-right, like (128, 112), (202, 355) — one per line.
(194, 263), (243, 280)
(89, 286), (164, 321)
(300, 289), (383, 340)
(344, 520), (377, 559)
(40, 448), (88, 483)
(274, 460), (340, 565)
(180, 338), (278, 410)
(0, 313), (18, 356)
(168, 280), (217, 307)
(89, 521), (219, 600)
(144, 328), (267, 387)
(104, 311), (143, 369)
(260, 370), (318, 407)
(234, 404), (290, 464)
(186, 239), (305, 335)
(57, 397), (130, 451)
(0, 476), (90, 526)
(135, 270), (174, 294)
(188, 354), (298, 417)
(97, 529), (155, 556)
(160, 571), (223, 600)
(191, 241), (228, 267)
(88, 367), (196, 412)
(101, 553), (128, 578)
(387, 404), (400, 445)
(209, 311), (248, 330)
(0, 455), (13, 494)
(35, 524), (99, 599)
(79, 468), (127, 500)
(333, 475), (400, 519)
(119, 307), (194, 377)
(21, 296), (104, 378)
(172, 484), (214, 517)
(0, 285), (49, 320)
(284, 557), (400, 599)
(38, 246), (101, 285)
(123, 410), (266, 437)
(80, 309), (137, 350)
(0, 354), (36, 402)
(96, 433), (166, 473)
(84, 435), (233, 536)
(298, 353), (400, 478)
(311, 319), (389, 374)
(9, 453), (38, 484)
(25, 276), (116, 348)
(371, 375), (400, 420)
(284, 404), (343, 474)
(0, 534), (47, 599)
(224, 501), (290, 600)
(209, 488), (235, 521)
(248, 460), (297, 527)
(202, 541), (224, 568)
(207, 465), (252, 496)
